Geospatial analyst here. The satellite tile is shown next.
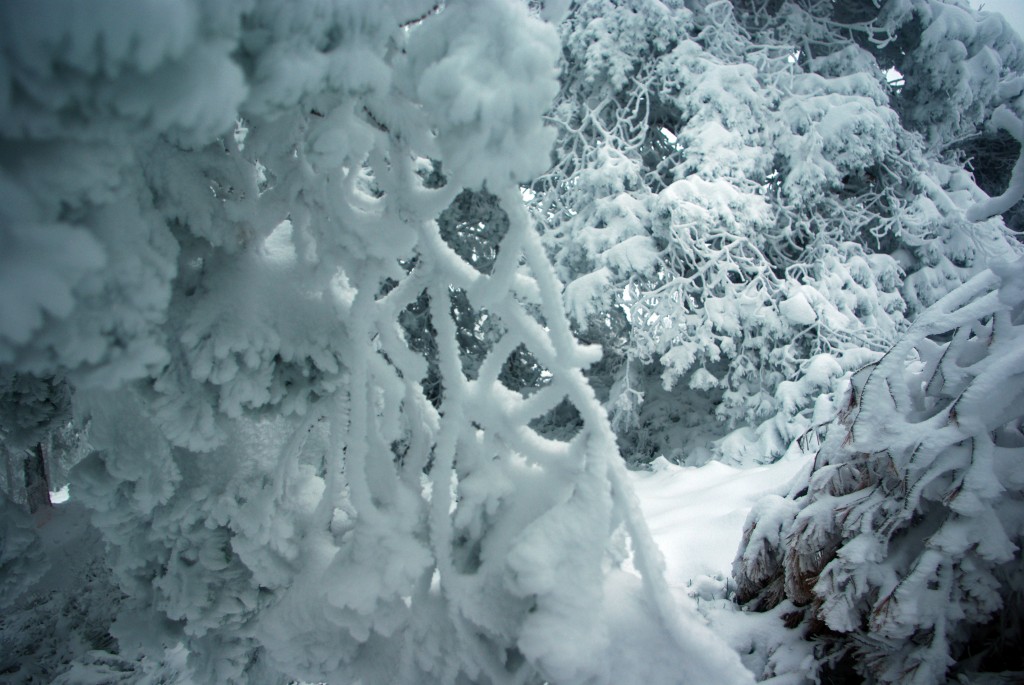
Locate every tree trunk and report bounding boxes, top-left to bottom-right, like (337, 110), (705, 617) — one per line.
(3, 445), (15, 500)
(24, 442), (51, 514)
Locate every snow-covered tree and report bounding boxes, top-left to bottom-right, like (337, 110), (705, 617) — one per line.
(4, 0), (1024, 682)
(733, 256), (1024, 684)
(530, 0), (1024, 466)
(0, 1), (752, 683)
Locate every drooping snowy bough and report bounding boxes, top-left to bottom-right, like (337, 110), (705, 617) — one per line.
(0, 1), (751, 683)
(734, 257), (1024, 683)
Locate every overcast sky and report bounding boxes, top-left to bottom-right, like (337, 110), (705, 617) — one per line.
(974, 0), (1024, 39)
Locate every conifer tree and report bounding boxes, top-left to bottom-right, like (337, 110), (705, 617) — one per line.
(531, 0), (1024, 465)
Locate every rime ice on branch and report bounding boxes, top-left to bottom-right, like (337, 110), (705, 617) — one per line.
(0, 1), (751, 683)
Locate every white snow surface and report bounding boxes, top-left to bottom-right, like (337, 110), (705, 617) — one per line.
(628, 454), (818, 683)
(630, 455), (809, 597)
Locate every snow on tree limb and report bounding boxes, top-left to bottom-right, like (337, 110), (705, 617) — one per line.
(0, 1), (752, 683)
(966, 105), (1024, 222)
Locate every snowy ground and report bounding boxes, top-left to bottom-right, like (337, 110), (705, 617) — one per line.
(628, 455), (818, 683)
(631, 456), (809, 588)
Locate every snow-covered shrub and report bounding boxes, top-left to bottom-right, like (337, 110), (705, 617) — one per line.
(733, 257), (1024, 684)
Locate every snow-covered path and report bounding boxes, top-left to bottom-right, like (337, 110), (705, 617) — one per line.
(627, 455), (817, 683)
(629, 456), (810, 592)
